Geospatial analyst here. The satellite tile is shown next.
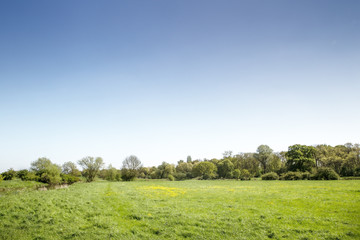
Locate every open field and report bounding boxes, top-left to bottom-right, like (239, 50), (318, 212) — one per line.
(0, 180), (359, 240)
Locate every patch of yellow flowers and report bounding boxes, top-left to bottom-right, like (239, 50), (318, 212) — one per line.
(137, 185), (186, 197)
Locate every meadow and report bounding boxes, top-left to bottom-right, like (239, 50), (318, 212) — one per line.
(0, 180), (359, 240)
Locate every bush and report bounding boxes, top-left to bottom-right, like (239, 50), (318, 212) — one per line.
(168, 174), (175, 181)
(240, 169), (252, 180)
(16, 169), (38, 181)
(121, 169), (137, 181)
(174, 172), (187, 180)
(1, 169), (16, 180)
(312, 167), (340, 180)
(0, 174), (3, 182)
(233, 169), (241, 180)
(301, 171), (311, 180)
(280, 171), (303, 180)
(61, 174), (81, 184)
(17, 169), (30, 181)
(261, 172), (279, 180)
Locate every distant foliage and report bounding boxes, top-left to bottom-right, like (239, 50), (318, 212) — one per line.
(62, 161), (81, 177)
(192, 161), (217, 179)
(286, 145), (316, 172)
(1, 169), (16, 180)
(121, 155), (142, 181)
(233, 169), (241, 180)
(168, 174), (175, 181)
(261, 172), (279, 180)
(17, 169), (38, 181)
(0, 174), (3, 182)
(312, 167), (340, 180)
(31, 158), (62, 185)
(78, 156), (104, 182)
(240, 169), (252, 180)
(61, 174), (81, 184)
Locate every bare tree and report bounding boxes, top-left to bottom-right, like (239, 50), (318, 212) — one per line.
(121, 155), (142, 181)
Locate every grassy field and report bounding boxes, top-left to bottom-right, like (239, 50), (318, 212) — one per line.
(0, 180), (359, 240)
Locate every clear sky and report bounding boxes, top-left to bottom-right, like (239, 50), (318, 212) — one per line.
(1, 0), (359, 172)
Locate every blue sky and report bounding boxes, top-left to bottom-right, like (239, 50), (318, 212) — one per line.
(1, 0), (359, 171)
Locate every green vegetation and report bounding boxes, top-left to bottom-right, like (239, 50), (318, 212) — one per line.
(0, 180), (359, 239)
(0, 179), (47, 193)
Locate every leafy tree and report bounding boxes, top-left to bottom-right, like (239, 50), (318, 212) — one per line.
(31, 158), (62, 185)
(104, 164), (118, 181)
(62, 161), (81, 177)
(286, 145), (316, 172)
(217, 159), (234, 178)
(31, 157), (52, 173)
(78, 156), (104, 182)
(121, 155), (142, 181)
(156, 162), (175, 179)
(168, 174), (175, 181)
(186, 155), (192, 163)
(175, 162), (193, 179)
(192, 161), (217, 179)
(233, 153), (261, 177)
(233, 169), (241, 180)
(255, 145), (273, 173)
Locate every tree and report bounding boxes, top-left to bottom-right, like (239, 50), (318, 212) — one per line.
(233, 169), (241, 180)
(156, 162), (175, 179)
(175, 162), (193, 179)
(187, 155), (192, 163)
(223, 151), (233, 158)
(192, 161), (217, 179)
(217, 159), (234, 178)
(31, 158), (62, 185)
(121, 155), (142, 181)
(286, 145), (316, 172)
(78, 156), (104, 182)
(104, 164), (119, 181)
(62, 161), (81, 177)
(254, 145), (273, 173)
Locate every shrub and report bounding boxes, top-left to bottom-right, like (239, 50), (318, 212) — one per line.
(280, 171), (303, 180)
(17, 169), (38, 181)
(0, 174), (3, 182)
(301, 171), (311, 180)
(312, 167), (340, 180)
(17, 169), (30, 181)
(115, 172), (122, 181)
(233, 169), (241, 180)
(240, 169), (252, 180)
(61, 174), (81, 184)
(1, 169), (16, 180)
(173, 172), (187, 180)
(261, 172), (279, 180)
(168, 174), (175, 181)
(121, 169), (137, 181)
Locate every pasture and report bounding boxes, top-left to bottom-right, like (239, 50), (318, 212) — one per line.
(0, 180), (359, 239)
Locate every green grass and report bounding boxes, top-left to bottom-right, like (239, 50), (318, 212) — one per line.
(0, 179), (47, 193)
(0, 180), (359, 239)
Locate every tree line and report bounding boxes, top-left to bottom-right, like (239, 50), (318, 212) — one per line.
(1, 143), (359, 184)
